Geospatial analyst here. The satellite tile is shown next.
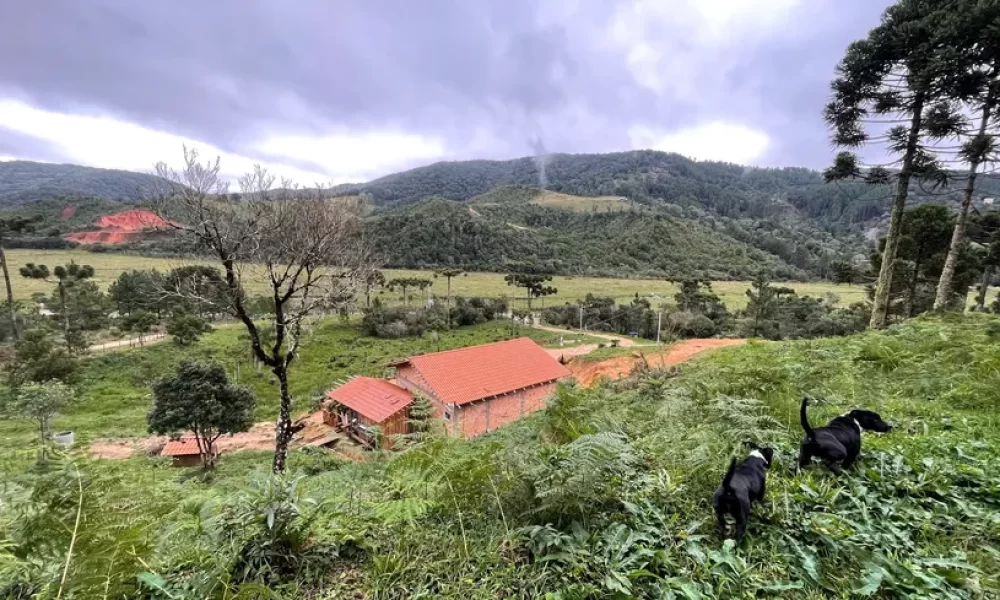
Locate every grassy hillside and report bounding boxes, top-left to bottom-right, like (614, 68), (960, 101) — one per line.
(0, 160), (164, 206)
(2, 316), (999, 597)
(470, 185), (633, 213)
(1, 248), (869, 308)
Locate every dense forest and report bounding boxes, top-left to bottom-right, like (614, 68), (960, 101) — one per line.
(334, 150), (1000, 230)
(364, 196), (806, 279)
(6, 150), (1000, 279)
(0, 161), (165, 206)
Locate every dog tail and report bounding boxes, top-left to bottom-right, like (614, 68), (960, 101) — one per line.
(722, 457), (737, 495)
(800, 397), (814, 439)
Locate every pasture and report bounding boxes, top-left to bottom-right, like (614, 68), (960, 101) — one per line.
(5, 249), (869, 309)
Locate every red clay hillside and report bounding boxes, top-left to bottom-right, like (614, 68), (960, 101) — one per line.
(65, 209), (172, 245)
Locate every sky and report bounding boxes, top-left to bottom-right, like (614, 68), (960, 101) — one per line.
(0, 0), (893, 185)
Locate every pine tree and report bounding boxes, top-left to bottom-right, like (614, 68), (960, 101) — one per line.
(933, 1), (1000, 310)
(824, 0), (969, 328)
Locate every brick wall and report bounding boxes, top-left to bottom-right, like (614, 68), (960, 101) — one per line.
(456, 381), (558, 437)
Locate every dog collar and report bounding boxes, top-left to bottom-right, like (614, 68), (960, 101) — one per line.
(749, 449), (767, 465)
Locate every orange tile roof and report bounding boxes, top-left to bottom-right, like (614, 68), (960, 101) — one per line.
(399, 337), (570, 406)
(161, 437), (202, 456)
(327, 377), (414, 423)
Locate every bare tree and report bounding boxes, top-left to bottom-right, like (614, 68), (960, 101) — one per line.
(153, 147), (375, 472)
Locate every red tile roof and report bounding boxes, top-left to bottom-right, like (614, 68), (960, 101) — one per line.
(327, 377), (414, 423)
(161, 437), (202, 456)
(398, 337), (570, 406)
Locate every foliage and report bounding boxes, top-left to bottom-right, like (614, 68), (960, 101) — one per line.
(4, 328), (77, 387)
(0, 381), (76, 446)
(361, 296), (506, 338)
(869, 204), (978, 320)
(166, 308), (212, 346)
(121, 309), (158, 342)
(505, 271), (557, 309)
(4, 315), (1000, 597)
(0, 160), (166, 205)
(148, 361), (256, 468)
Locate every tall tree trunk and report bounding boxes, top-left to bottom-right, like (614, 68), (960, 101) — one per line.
(272, 365), (293, 473)
(976, 265), (993, 310)
(446, 276), (452, 328)
(0, 244), (18, 340)
(905, 258), (921, 318)
(58, 280), (70, 342)
(871, 94), (925, 329)
(933, 100), (993, 311)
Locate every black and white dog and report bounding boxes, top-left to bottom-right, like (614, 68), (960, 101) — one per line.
(797, 397), (892, 473)
(712, 443), (774, 543)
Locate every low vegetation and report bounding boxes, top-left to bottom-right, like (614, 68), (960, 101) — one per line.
(2, 316), (998, 598)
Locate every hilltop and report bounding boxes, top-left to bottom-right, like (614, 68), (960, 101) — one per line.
(0, 160), (165, 206)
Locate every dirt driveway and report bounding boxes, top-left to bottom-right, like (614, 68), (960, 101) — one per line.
(558, 338), (746, 386)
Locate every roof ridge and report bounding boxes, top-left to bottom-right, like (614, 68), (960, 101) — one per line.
(408, 336), (534, 362)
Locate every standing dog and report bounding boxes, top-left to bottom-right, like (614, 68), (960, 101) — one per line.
(797, 397), (892, 473)
(712, 443), (774, 543)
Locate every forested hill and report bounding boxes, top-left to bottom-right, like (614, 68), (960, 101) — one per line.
(365, 195), (809, 280)
(0, 161), (165, 206)
(337, 150), (1000, 232)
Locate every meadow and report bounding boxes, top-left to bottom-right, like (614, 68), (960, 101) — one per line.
(3, 315), (999, 598)
(0, 318), (591, 449)
(5, 248), (869, 308)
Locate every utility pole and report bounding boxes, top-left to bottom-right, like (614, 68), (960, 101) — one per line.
(579, 305), (584, 332)
(656, 311), (662, 345)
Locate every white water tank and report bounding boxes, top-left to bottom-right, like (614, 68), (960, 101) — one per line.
(53, 431), (75, 448)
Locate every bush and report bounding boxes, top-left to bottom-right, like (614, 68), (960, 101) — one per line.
(166, 310), (212, 346)
(362, 297), (504, 338)
(668, 311), (718, 337)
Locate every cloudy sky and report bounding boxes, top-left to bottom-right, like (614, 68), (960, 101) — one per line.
(0, 0), (892, 185)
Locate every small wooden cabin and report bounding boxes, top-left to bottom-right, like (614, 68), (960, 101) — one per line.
(324, 377), (414, 449)
(160, 437), (207, 467)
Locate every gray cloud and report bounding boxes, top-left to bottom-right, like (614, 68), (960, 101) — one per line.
(0, 0), (895, 177)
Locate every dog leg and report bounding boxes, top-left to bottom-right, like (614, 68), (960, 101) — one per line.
(716, 509), (728, 537)
(734, 499), (750, 544)
(796, 444), (812, 472)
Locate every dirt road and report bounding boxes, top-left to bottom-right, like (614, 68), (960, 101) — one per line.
(561, 338), (746, 386)
(88, 333), (167, 352)
(533, 323), (641, 347)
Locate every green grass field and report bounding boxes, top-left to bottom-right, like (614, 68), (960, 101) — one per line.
(5, 249), (869, 309)
(0, 318), (592, 449)
(4, 315), (1000, 598)
(529, 190), (633, 212)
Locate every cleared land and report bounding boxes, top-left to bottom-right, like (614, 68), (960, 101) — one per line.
(529, 190), (633, 212)
(6, 249), (870, 309)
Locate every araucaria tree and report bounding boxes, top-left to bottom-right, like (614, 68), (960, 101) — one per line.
(154, 147), (373, 472)
(434, 268), (464, 325)
(504, 272), (557, 310)
(824, 0), (968, 328)
(933, 1), (1000, 310)
(20, 261), (99, 349)
(0, 215), (40, 340)
(387, 277), (432, 307)
(148, 361), (256, 469)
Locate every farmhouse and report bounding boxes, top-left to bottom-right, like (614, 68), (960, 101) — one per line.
(326, 337), (571, 444)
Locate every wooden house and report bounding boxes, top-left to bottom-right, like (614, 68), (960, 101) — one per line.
(325, 377), (414, 449)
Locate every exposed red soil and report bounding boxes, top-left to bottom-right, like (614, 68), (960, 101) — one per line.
(65, 209), (171, 245)
(89, 411), (355, 460)
(61, 206), (77, 220)
(565, 338), (746, 387)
